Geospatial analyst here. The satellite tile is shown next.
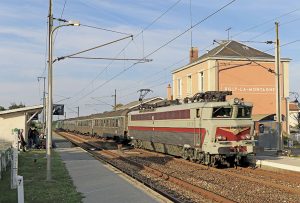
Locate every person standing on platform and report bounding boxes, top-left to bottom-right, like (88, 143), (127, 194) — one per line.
(18, 129), (26, 152)
(28, 127), (33, 148)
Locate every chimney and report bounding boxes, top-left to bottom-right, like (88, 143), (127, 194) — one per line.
(189, 47), (198, 63)
(167, 84), (172, 100)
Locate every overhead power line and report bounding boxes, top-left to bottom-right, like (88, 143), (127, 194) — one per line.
(67, 56), (152, 62)
(70, 0), (237, 104)
(80, 24), (132, 36)
(139, 0), (182, 35)
(53, 0), (68, 44)
(66, 0), (184, 102)
(263, 39), (300, 53)
(54, 35), (133, 62)
(247, 16), (300, 41)
(231, 7), (300, 38)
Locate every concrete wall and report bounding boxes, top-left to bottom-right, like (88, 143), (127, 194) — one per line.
(0, 113), (26, 142)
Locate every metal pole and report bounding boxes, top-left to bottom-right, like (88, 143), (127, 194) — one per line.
(275, 22), (282, 151)
(114, 89), (117, 111)
(38, 77), (46, 133)
(46, 0), (53, 181)
(77, 106), (79, 117)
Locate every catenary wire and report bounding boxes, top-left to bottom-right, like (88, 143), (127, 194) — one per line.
(231, 7), (300, 38)
(71, 0), (237, 105)
(80, 24), (132, 36)
(66, 0), (183, 102)
(53, 0), (68, 45)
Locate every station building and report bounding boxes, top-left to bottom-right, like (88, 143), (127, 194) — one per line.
(0, 105), (43, 142)
(171, 40), (291, 147)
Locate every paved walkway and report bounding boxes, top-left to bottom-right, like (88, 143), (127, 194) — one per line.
(53, 133), (164, 203)
(256, 150), (300, 172)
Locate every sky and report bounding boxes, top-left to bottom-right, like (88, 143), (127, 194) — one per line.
(0, 0), (299, 118)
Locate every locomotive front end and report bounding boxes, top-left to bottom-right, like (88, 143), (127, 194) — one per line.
(208, 98), (255, 166)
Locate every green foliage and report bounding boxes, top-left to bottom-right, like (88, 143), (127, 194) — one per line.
(8, 102), (25, 110)
(115, 103), (123, 108)
(0, 106), (5, 111)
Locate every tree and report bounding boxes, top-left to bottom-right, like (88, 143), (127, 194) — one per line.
(8, 102), (25, 110)
(0, 106), (5, 111)
(115, 103), (123, 109)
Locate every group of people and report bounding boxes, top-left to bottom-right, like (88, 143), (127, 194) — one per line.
(28, 127), (40, 149)
(17, 126), (41, 151)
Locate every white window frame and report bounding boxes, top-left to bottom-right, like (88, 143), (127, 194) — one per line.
(198, 71), (204, 92)
(187, 74), (192, 96)
(177, 78), (182, 99)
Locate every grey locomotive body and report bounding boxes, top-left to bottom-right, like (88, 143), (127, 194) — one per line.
(128, 97), (255, 166)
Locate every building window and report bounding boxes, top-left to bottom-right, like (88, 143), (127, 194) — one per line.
(198, 72), (204, 92)
(177, 78), (182, 98)
(187, 75), (192, 96)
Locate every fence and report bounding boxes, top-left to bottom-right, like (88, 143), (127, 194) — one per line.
(0, 129), (24, 203)
(0, 140), (12, 180)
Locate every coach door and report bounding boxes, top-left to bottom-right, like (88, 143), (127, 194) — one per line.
(194, 109), (202, 148)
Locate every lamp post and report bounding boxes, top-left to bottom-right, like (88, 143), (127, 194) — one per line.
(46, 1), (79, 180)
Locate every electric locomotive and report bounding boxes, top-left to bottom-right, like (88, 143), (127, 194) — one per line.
(128, 91), (255, 167)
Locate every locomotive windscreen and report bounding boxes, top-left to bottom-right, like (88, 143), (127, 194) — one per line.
(237, 106), (252, 118)
(212, 107), (232, 118)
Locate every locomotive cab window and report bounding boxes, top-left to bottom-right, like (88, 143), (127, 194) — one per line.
(237, 106), (252, 118)
(212, 107), (232, 118)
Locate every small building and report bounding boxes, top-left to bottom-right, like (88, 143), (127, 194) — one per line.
(0, 105), (43, 142)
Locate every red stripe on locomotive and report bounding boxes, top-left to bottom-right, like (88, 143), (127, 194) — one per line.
(215, 127), (251, 141)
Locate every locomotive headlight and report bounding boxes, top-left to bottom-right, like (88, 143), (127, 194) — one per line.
(216, 135), (227, 141)
(233, 98), (240, 104)
(241, 134), (251, 140)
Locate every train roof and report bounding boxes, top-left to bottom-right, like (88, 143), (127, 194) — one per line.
(129, 99), (253, 115)
(116, 97), (164, 110)
(63, 109), (129, 121)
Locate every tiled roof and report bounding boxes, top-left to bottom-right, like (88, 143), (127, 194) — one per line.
(198, 40), (274, 61)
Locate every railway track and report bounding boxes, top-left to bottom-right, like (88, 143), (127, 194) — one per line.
(133, 148), (300, 195)
(57, 131), (234, 203)
(57, 131), (300, 203)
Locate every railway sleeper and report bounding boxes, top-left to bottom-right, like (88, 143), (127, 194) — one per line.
(133, 139), (252, 168)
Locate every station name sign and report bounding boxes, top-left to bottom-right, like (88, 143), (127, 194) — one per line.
(221, 85), (275, 94)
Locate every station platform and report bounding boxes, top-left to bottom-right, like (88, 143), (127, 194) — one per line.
(256, 150), (300, 172)
(53, 132), (167, 203)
